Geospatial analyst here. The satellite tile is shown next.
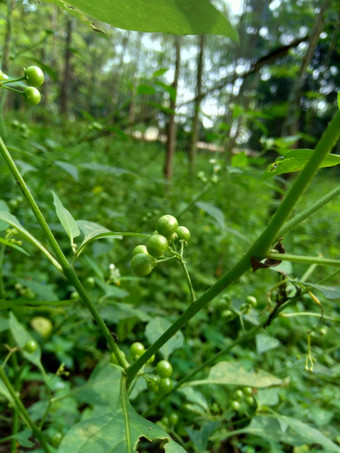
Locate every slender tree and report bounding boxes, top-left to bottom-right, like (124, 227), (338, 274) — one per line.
(164, 36), (181, 180)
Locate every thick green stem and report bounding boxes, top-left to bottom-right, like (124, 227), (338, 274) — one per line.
(0, 367), (51, 453)
(126, 109), (340, 387)
(267, 252), (340, 268)
(0, 136), (127, 368)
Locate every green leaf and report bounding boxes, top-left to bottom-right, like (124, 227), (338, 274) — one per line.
(0, 200), (10, 231)
(59, 386), (186, 452)
(73, 362), (121, 408)
(80, 163), (136, 176)
(145, 317), (184, 360)
(231, 152), (248, 167)
(304, 283), (340, 299)
(99, 303), (150, 324)
(46, 0), (238, 40)
(0, 299), (75, 310)
(0, 210), (62, 271)
(186, 361), (283, 388)
(76, 220), (123, 256)
(256, 334), (280, 354)
(9, 312), (44, 374)
(0, 236), (29, 256)
(196, 201), (225, 230)
(0, 379), (14, 405)
(256, 388), (280, 407)
(137, 84), (156, 95)
(55, 160), (79, 181)
(274, 414), (340, 452)
(261, 149), (340, 180)
(52, 191), (80, 248)
(186, 422), (220, 451)
(337, 92), (340, 110)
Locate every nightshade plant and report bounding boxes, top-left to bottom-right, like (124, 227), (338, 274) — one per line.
(0, 3), (340, 452)
(0, 64), (340, 451)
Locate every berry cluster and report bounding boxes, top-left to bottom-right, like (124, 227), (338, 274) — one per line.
(130, 214), (191, 277)
(0, 66), (44, 105)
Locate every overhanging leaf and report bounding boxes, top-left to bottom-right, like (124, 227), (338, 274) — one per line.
(261, 149), (340, 180)
(0, 210), (62, 271)
(256, 334), (280, 354)
(145, 317), (184, 360)
(52, 191), (80, 248)
(46, 0), (238, 40)
(185, 361), (283, 388)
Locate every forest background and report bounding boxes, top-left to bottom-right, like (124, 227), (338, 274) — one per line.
(0, 0), (340, 452)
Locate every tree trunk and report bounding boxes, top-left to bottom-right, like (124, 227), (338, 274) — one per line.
(59, 18), (73, 116)
(188, 35), (205, 174)
(282, 0), (330, 137)
(164, 36), (181, 180)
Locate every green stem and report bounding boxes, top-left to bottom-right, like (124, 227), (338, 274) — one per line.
(10, 349), (20, 453)
(281, 312), (339, 322)
(2, 85), (23, 94)
(0, 366), (51, 453)
(1, 76), (25, 84)
(179, 260), (196, 302)
(267, 252), (340, 268)
(279, 185), (340, 237)
(0, 243), (5, 299)
(0, 136), (128, 369)
(126, 110), (340, 387)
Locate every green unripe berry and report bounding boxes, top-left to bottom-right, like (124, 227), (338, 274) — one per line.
(30, 316), (53, 338)
(24, 339), (38, 353)
(132, 245), (148, 256)
(50, 432), (63, 448)
(169, 412), (179, 426)
(156, 360), (173, 378)
(147, 354), (156, 364)
(246, 396), (254, 405)
(23, 87), (41, 105)
(244, 386), (253, 395)
(110, 350), (127, 365)
(159, 377), (173, 394)
(156, 215), (178, 238)
(235, 389), (243, 399)
(146, 234), (168, 258)
(130, 342), (145, 357)
(177, 226), (191, 241)
(24, 66), (44, 87)
(131, 253), (153, 276)
(246, 295), (257, 307)
(231, 400), (240, 411)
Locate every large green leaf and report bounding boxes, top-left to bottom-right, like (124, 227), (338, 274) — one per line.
(261, 149), (340, 180)
(0, 200), (10, 231)
(227, 414), (340, 451)
(145, 317), (184, 360)
(0, 210), (62, 271)
(52, 191), (80, 248)
(59, 390), (186, 452)
(46, 0), (238, 40)
(185, 361), (283, 388)
(304, 282), (340, 299)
